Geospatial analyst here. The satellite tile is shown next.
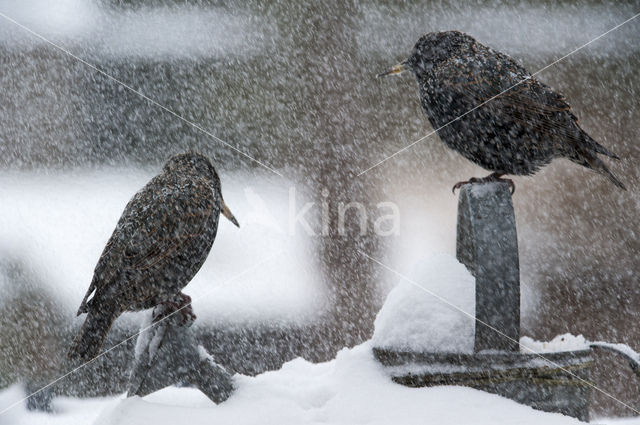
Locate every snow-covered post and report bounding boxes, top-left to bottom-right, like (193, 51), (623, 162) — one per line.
(456, 182), (520, 352)
(127, 305), (234, 403)
(371, 180), (594, 421)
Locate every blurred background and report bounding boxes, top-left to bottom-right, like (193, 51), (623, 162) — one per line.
(0, 0), (638, 418)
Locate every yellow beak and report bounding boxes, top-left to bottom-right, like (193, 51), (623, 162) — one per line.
(376, 61), (409, 78)
(221, 201), (239, 228)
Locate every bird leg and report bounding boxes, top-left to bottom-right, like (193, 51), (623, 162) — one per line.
(152, 293), (196, 326)
(452, 172), (515, 195)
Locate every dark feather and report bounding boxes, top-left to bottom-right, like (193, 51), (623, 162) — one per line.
(69, 153), (227, 360)
(397, 31), (625, 188)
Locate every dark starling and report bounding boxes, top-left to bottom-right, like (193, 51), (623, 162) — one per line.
(68, 152), (239, 361)
(378, 31), (626, 191)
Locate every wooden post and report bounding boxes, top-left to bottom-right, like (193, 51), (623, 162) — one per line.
(127, 306), (234, 403)
(456, 182), (520, 352)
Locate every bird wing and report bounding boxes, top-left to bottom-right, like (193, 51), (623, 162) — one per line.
(78, 177), (214, 313)
(121, 178), (215, 272)
(434, 53), (579, 141)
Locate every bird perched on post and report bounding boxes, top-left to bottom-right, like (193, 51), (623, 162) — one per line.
(68, 152), (239, 361)
(378, 30), (625, 192)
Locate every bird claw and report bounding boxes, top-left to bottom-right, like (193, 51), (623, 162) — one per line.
(180, 305), (197, 325)
(152, 294), (196, 326)
(452, 174), (515, 195)
(506, 179), (515, 195)
(452, 178), (479, 194)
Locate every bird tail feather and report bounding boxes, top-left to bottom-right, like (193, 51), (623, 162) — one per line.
(579, 132), (621, 160)
(590, 140), (620, 160)
(67, 307), (119, 362)
(583, 151), (627, 191)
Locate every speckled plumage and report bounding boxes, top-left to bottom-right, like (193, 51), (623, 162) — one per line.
(381, 31), (625, 189)
(68, 152), (238, 361)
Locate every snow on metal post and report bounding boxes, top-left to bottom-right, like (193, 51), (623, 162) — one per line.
(456, 182), (520, 352)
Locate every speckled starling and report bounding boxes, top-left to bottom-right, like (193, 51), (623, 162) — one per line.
(378, 31), (625, 191)
(68, 152), (239, 361)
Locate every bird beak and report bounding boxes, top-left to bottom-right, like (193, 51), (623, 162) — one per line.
(221, 201), (239, 228)
(376, 60), (409, 78)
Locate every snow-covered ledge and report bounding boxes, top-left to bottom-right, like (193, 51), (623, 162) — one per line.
(372, 182), (591, 421)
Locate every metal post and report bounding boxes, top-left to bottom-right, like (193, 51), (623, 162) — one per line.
(456, 181), (520, 352)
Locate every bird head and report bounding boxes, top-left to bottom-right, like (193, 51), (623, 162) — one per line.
(377, 31), (475, 80)
(164, 152), (240, 227)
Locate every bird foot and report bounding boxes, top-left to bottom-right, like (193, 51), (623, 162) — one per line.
(152, 293), (196, 326)
(452, 173), (515, 195)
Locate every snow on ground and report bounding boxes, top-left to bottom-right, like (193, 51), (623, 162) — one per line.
(0, 169), (326, 326)
(0, 251), (637, 424)
(0, 341), (591, 425)
(372, 253), (475, 353)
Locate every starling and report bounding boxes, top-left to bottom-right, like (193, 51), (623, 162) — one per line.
(68, 152), (239, 361)
(378, 31), (626, 191)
